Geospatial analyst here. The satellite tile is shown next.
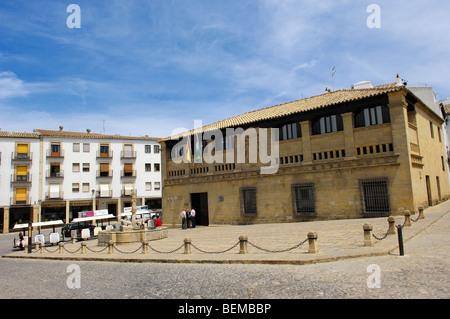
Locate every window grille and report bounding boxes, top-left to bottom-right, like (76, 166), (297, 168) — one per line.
(292, 183), (316, 215)
(359, 178), (390, 217)
(240, 187), (257, 215)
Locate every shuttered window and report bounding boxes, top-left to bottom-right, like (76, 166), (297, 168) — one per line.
(17, 144), (28, 158)
(124, 163), (133, 176)
(15, 188), (27, 203)
(100, 163), (109, 176)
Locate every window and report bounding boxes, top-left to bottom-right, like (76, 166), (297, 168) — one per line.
(17, 144), (28, 158)
(240, 187), (257, 215)
(99, 183), (111, 197)
(50, 163), (61, 177)
(430, 122), (434, 138)
(154, 182), (160, 190)
(123, 182), (134, 195)
(72, 183), (80, 193)
(359, 178), (390, 216)
(100, 163), (110, 176)
(124, 163), (133, 176)
(145, 182), (152, 191)
(145, 145), (152, 153)
(312, 114), (343, 135)
(154, 163), (160, 172)
(145, 163), (152, 172)
(73, 143), (80, 152)
(82, 163), (90, 172)
(279, 122), (301, 141)
(49, 184), (60, 199)
(441, 156), (445, 171)
(100, 144), (110, 157)
(51, 143), (61, 156)
(354, 105), (390, 128)
(15, 188), (27, 204)
(292, 183), (315, 215)
(83, 143), (90, 152)
(123, 144), (133, 158)
(16, 166), (28, 181)
(72, 163), (80, 172)
(82, 183), (90, 193)
(154, 145), (160, 153)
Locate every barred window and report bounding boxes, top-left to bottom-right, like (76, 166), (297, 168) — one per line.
(359, 178), (390, 217)
(240, 187), (257, 215)
(292, 183), (315, 215)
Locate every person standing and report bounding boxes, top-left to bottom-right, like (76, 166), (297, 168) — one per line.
(190, 208), (196, 228)
(186, 209), (191, 228)
(180, 210), (186, 229)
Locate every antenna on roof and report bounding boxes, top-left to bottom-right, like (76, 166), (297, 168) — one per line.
(330, 66), (336, 91)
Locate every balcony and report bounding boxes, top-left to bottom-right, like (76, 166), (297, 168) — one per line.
(46, 149), (64, 158)
(96, 150), (113, 159)
(45, 191), (64, 200)
(46, 170), (64, 179)
(121, 169), (137, 178)
(96, 169), (113, 178)
(11, 196), (32, 206)
(11, 151), (32, 162)
(122, 189), (137, 197)
(11, 173), (32, 185)
(121, 150), (137, 160)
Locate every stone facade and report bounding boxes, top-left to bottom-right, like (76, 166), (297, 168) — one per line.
(159, 85), (450, 226)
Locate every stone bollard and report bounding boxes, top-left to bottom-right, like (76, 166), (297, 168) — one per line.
(239, 235), (248, 254)
(81, 241), (87, 254)
(363, 224), (374, 247)
(388, 216), (396, 235)
(59, 242), (64, 254)
(72, 235), (76, 245)
(418, 206), (424, 219)
(307, 232), (318, 253)
(108, 240), (115, 254)
(40, 243), (45, 254)
(403, 210), (411, 226)
(184, 238), (192, 254)
(141, 241), (149, 254)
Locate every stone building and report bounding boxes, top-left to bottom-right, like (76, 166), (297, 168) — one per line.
(159, 78), (450, 226)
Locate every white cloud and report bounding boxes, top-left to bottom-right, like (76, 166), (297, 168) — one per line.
(0, 71), (29, 99)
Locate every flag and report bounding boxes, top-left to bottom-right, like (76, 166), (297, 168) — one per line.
(185, 136), (192, 163)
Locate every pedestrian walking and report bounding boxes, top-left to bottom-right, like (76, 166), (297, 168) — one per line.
(186, 209), (191, 228)
(190, 208), (196, 228)
(180, 210), (186, 229)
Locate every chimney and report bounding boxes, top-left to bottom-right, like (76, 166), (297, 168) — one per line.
(59, 126), (64, 131)
(396, 74), (403, 86)
(86, 129), (91, 134)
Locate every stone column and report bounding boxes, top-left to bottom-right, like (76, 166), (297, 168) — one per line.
(184, 237), (192, 254)
(388, 216), (396, 235)
(342, 112), (356, 159)
(65, 200), (70, 224)
(403, 210), (411, 226)
(300, 121), (312, 164)
(3, 207), (10, 234)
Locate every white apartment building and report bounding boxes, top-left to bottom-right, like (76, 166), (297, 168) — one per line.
(0, 128), (162, 233)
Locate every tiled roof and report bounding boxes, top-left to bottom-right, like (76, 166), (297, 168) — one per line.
(0, 131), (40, 139)
(161, 85), (405, 141)
(33, 129), (160, 141)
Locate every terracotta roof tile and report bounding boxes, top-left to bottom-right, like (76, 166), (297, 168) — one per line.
(33, 129), (160, 141)
(161, 85), (405, 141)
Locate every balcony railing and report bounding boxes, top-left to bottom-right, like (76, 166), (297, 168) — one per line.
(46, 170), (64, 179)
(122, 189), (137, 197)
(11, 152), (32, 161)
(96, 150), (113, 159)
(121, 169), (137, 178)
(11, 173), (32, 184)
(46, 149), (64, 158)
(96, 170), (113, 178)
(45, 191), (64, 200)
(11, 196), (31, 206)
(121, 150), (136, 159)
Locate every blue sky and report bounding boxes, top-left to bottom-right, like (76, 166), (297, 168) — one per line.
(0, 0), (449, 138)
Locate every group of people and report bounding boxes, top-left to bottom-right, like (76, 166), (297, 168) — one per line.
(180, 208), (196, 229)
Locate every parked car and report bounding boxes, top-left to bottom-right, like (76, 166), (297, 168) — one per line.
(61, 222), (96, 240)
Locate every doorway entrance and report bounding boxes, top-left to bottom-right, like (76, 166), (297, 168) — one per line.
(190, 193), (209, 226)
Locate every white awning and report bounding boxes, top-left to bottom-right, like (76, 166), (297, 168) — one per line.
(13, 220), (65, 229)
(71, 214), (116, 223)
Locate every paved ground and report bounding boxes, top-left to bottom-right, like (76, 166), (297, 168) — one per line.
(0, 202), (449, 300)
